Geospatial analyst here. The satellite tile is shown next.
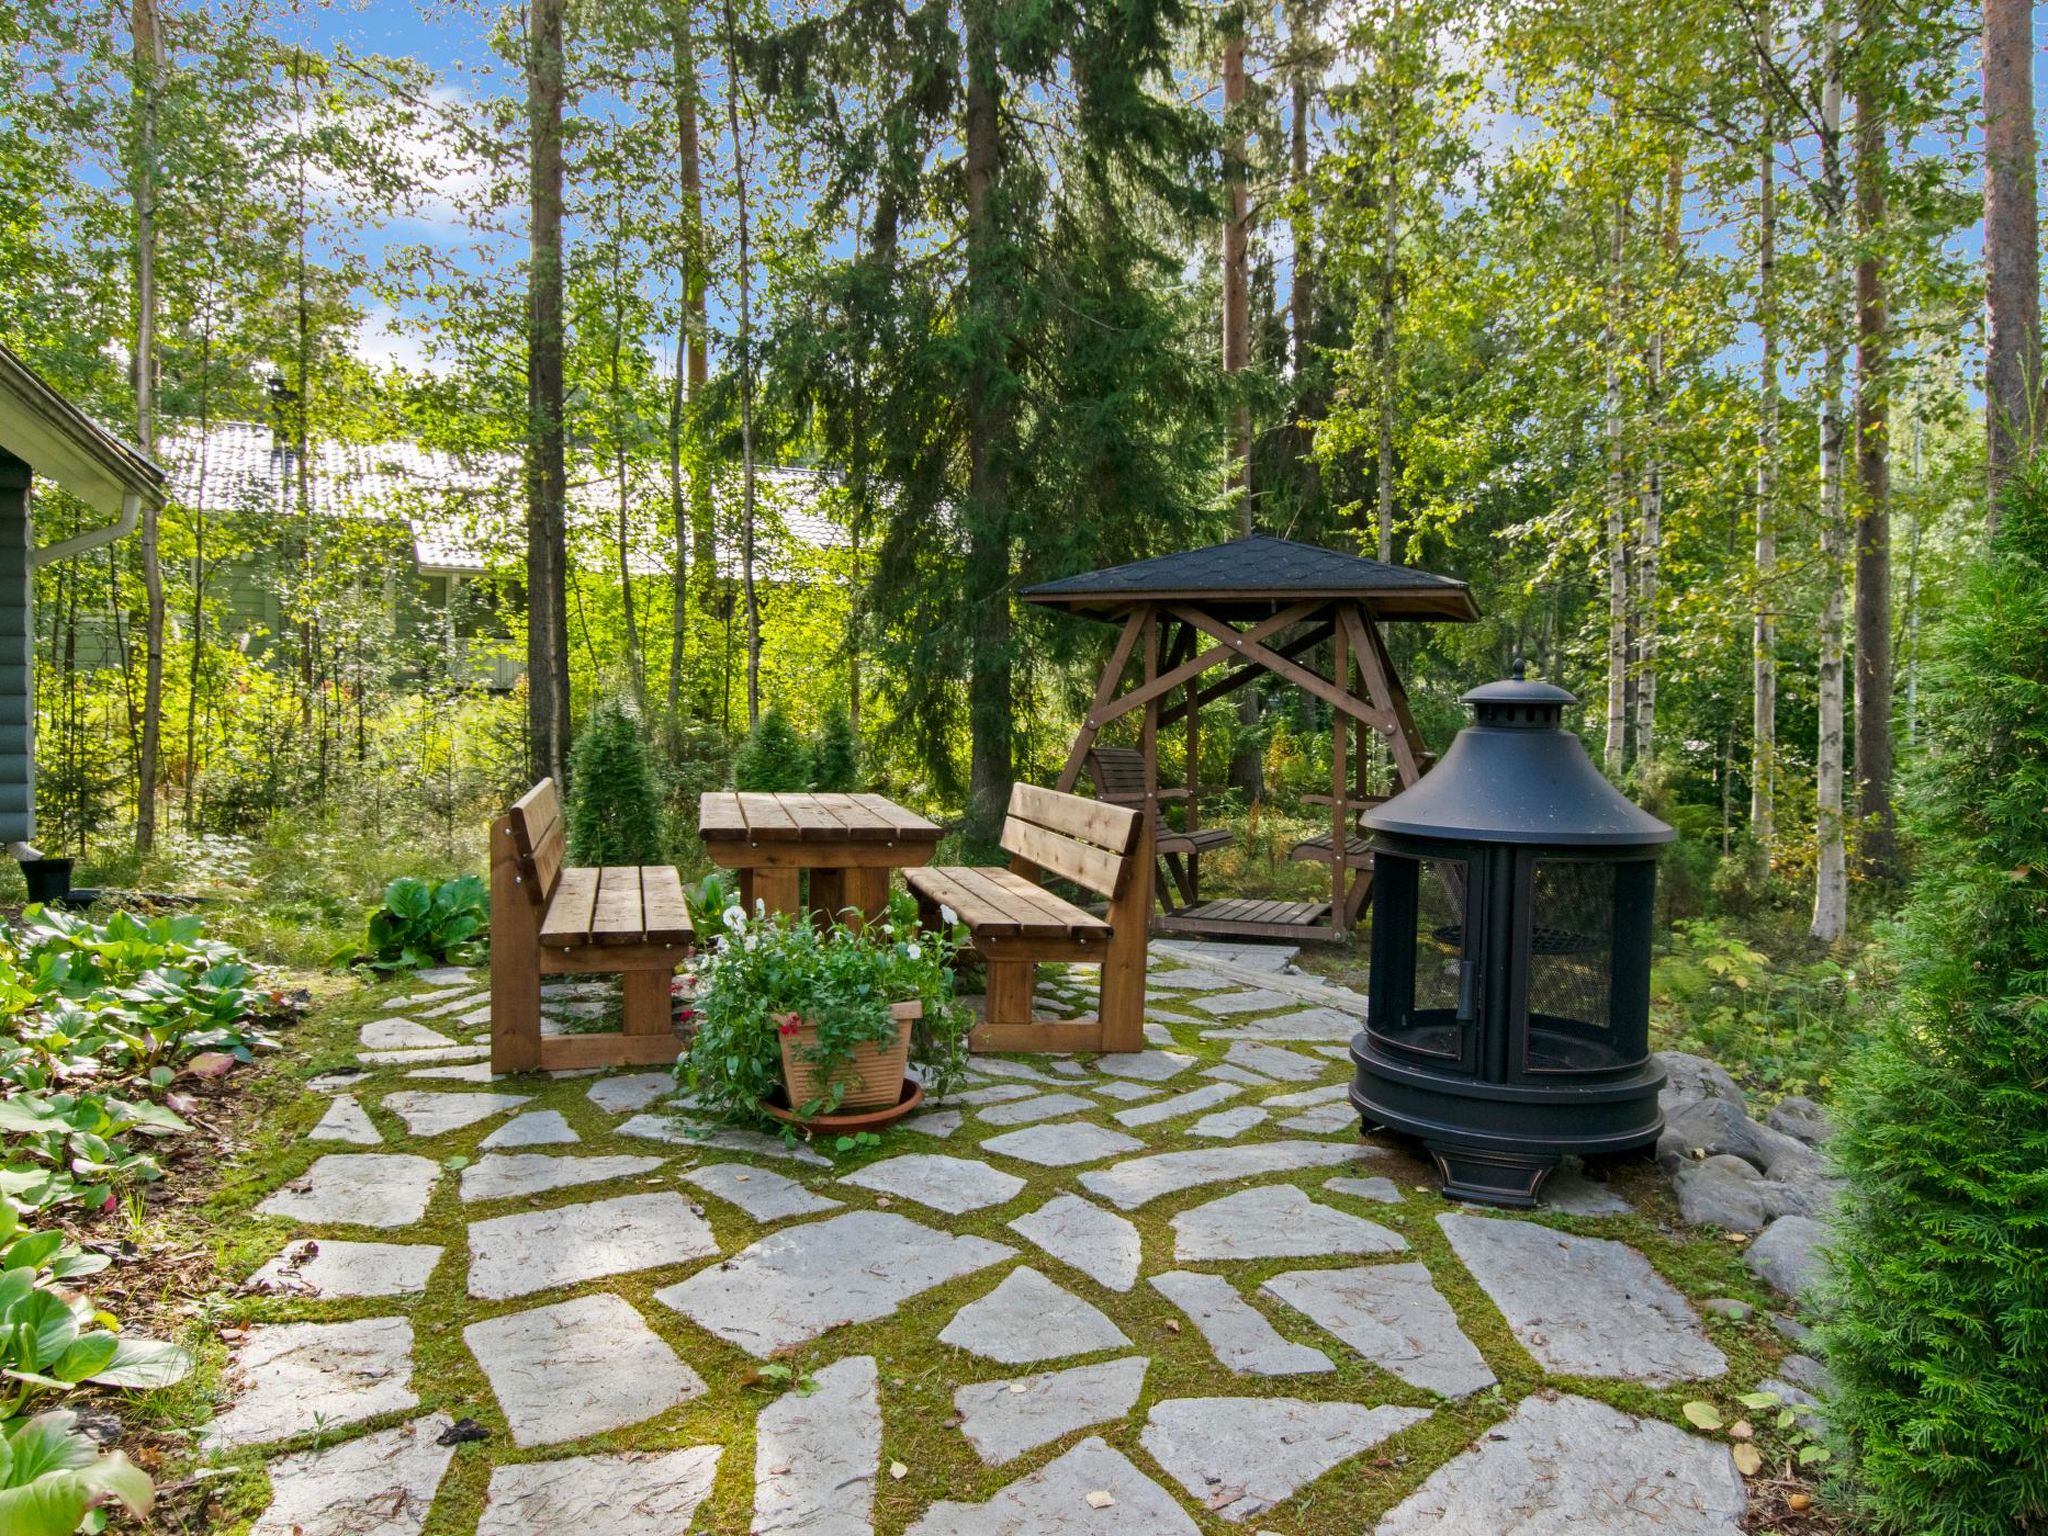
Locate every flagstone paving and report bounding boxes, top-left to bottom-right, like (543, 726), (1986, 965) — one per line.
(207, 955), (1805, 1534)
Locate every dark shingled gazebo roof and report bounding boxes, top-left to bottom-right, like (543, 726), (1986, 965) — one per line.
(1022, 534), (1478, 623)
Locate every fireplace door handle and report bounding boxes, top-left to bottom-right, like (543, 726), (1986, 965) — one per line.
(1456, 960), (1477, 1023)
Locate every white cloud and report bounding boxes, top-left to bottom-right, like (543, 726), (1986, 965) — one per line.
(354, 303), (451, 376)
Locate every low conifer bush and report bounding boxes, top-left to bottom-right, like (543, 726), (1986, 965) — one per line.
(567, 697), (666, 866)
(1820, 466), (2048, 1535)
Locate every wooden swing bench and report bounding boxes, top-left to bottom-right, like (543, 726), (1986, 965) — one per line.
(488, 778), (694, 1075)
(906, 783), (1152, 1054)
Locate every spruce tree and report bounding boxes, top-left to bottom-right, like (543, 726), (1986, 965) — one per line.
(566, 697), (666, 866)
(811, 701), (858, 791)
(732, 704), (810, 792)
(1820, 464), (2048, 1535)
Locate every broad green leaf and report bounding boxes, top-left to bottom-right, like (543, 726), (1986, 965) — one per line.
(1680, 1400), (1723, 1431)
(88, 1337), (193, 1389)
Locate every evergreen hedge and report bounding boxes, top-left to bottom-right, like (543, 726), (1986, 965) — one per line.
(811, 701), (858, 791)
(1821, 466), (2048, 1535)
(566, 697), (666, 866)
(732, 705), (810, 792)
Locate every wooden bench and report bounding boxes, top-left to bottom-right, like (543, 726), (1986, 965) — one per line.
(488, 779), (694, 1074)
(906, 783), (1151, 1054)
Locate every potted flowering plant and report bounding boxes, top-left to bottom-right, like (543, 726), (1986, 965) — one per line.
(680, 877), (971, 1129)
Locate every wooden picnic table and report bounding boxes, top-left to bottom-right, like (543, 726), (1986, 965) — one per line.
(697, 791), (944, 928)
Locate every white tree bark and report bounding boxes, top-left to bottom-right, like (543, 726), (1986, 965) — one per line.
(1603, 194), (1630, 774)
(1751, 56), (1778, 854)
(1811, 28), (1849, 943)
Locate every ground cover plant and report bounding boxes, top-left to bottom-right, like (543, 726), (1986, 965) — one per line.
(355, 876), (489, 976)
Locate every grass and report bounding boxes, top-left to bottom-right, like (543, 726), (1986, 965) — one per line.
(145, 956), (1829, 1535)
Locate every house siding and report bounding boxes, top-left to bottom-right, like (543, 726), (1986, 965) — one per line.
(0, 454), (35, 842)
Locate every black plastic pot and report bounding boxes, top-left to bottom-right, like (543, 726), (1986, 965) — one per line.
(19, 857), (73, 906)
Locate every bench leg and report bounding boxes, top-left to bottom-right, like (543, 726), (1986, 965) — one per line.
(983, 961), (1035, 1034)
(489, 813), (542, 1075)
(622, 968), (674, 1037)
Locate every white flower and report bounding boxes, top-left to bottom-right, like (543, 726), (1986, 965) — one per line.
(905, 942), (922, 961)
(755, 897), (766, 918)
(722, 904), (747, 931)
(743, 933), (759, 951)
(939, 904), (958, 927)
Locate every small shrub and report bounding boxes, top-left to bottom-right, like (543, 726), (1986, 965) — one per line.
(567, 697), (666, 865)
(0, 1411), (154, 1535)
(732, 705), (810, 793)
(1820, 464), (2048, 1535)
(360, 874), (487, 973)
(811, 701), (858, 792)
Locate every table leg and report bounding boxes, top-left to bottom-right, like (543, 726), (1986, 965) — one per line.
(840, 867), (889, 931)
(809, 868), (846, 929)
(740, 866), (802, 919)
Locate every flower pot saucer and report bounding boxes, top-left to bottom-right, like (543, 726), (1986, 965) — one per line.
(763, 1077), (925, 1132)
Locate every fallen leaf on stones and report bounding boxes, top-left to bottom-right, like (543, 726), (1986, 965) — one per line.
(1788, 1492), (1813, 1511)
(1085, 1491), (1115, 1510)
(1163, 1319), (1181, 1334)
(1682, 1401), (1723, 1430)
(767, 1463), (792, 1476)
(1729, 1419), (1754, 1440)
(1009, 1381), (1030, 1394)
(1732, 1443), (1762, 1477)
(875, 1196), (893, 1208)
(436, 1418), (490, 1446)
(736, 1174), (750, 1182)
(889, 1461), (908, 1481)
(187, 1053), (236, 1079)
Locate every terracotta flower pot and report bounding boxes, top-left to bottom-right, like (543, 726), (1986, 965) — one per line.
(777, 999), (920, 1113)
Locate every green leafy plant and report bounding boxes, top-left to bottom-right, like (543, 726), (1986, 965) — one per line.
(682, 888), (971, 1130)
(0, 1411), (153, 1536)
(1819, 464), (2048, 1536)
(360, 875), (487, 973)
(731, 705), (810, 793)
(810, 702), (858, 792)
(567, 696), (666, 865)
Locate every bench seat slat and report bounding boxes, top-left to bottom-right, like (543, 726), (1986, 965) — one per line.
(540, 867), (599, 946)
(954, 866), (1107, 937)
(908, 864), (1109, 942)
(905, 866), (1026, 937)
(639, 866), (694, 944)
(592, 865), (647, 945)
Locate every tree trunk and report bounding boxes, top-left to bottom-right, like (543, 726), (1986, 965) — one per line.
(1852, 28), (1894, 877)
(131, 0), (164, 853)
(1751, 57), (1778, 854)
(1636, 153), (1679, 764)
(963, 0), (1014, 841)
(1812, 30), (1849, 943)
(1982, 0), (2039, 511)
(610, 231), (645, 711)
(1222, 13), (1262, 799)
(526, 0), (572, 785)
(721, 0), (760, 726)
(1603, 193), (1630, 775)
(1288, 7), (1319, 518)
(1375, 12), (1400, 564)
(666, 13), (697, 719)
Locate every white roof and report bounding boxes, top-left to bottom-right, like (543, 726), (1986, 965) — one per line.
(157, 420), (850, 579)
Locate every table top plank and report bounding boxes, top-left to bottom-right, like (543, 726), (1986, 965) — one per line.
(697, 793), (747, 837)
(852, 793), (943, 840)
(734, 792), (799, 835)
(699, 791), (941, 847)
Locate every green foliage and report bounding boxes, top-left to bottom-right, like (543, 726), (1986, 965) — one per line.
(731, 706), (810, 793)
(1650, 917), (1860, 1099)
(683, 884), (971, 1127)
(0, 1411), (153, 1536)
(567, 698), (667, 866)
(810, 702), (858, 792)
(1819, 467), (2048, 1536)
(361, 875), (488, 974)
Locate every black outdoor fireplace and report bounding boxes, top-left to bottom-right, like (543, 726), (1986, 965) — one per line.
(1349, 666), (1674, 1207)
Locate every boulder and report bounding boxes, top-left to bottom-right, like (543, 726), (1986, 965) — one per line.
(1657, 1097), (1809, 1175)
(1674, 1156), (1767, 1232)
(1766, 1095), (1832, 1145)
(1745, 1215), (1826, 1304)
(1757, 1167), (1841, 1221)
(1655, 1051), (1745, 1114)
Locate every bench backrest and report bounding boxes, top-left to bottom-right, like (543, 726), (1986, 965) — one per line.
(1002, 783), (1142, 901)
(1084, 745), (1150, 806)
(508, 779), (566, 908)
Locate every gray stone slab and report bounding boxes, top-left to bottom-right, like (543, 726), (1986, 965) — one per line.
(1146, 966), (1239, 991)
(414, 966), (476, 986)
(1152, 940), (1301, 972)
(250, 1413), (455, 1536)
(1114, 1082), (1243, 1127)
(958, 1082), (1044, 1106)
(359, 1044), (490, 1066)
(1279, 1101), (1358, 1135)
(902, 1109), (964, 1138)
(1094, 1050), (1197, 1081)
(1200, 1063), (1274, 1088)
(1186, 988), (1301, 1016)
(1173, 1185), (1405, 1261)
(1223, 1041), (1326, 1081)
(981, 1122), (1144, 1168)
(1143, 1021), (1177, 1045)
(477, 1445), (722, 1535)
(249, 1239), (443, 1300)
(1372, 1393), (1746, 1535)
(460, 1152), (665, 1203)
(1093, 1079), (1164, 1101)
(1261, 1082), (1350, 1108)
(979, 1092), (1099, 1127)
(656, 1211), (1014, 1357)
(380, 1090), (530, 1137)
(307, 1071), (367, 1094)
(940, 1266), (1131, 1363)
(468, 1192), (718, 1300)
(1143, 1396), (1430, 1522)
(203, 1317), (417, 1449)
(587, 1073), (680, 1113)
(1262, 1263), (1495, 1397)
(956, 1357), (1149, 1466)
(754, 1355), (881, 1536)
(1080, 1141), (1379, 1210)
(259, 1154), (442, 1229)
(359, 1017), (456, 1051)
(1746, 1214), (1826, 1301)
(1149, 1270), (1332, 1377)
(1049, 1059), (1089, 1076)
(400, 983), (473, 1005)
(309, 1095), (381, 1146)
(971, 1059), (1072, 1085)
(406, 1062), (495, 1082)
(480, 1110), (579, 1148)
(1189, 1106), (1269, 1139)
(1201, 1006), (1361, 1042)
(1541, 1167), (1633, 1215)
(842, 1153), (1025, 1214)
(1325, 1176), (1402, 1204)
(465, 1294), (706, 1448)
(616, 1114), (831, 1166)
(420, 988), (489, 1017)
(1439, 1214), (1726, 1384)
(1008, 1195), (1142, 1293)
(907, 1436), (1199, 1536)
(684, 1162), (841, 1222)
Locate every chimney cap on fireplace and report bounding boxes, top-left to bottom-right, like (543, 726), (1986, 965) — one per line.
(1362, 669), (1675, 850)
